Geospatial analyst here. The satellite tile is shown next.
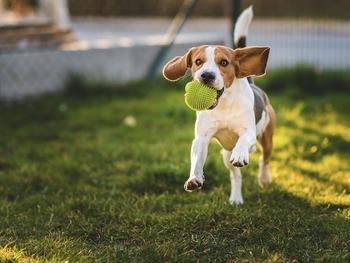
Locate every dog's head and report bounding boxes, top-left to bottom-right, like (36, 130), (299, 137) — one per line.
(163, 45), (270, 108)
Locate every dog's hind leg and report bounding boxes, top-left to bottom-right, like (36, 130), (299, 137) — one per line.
(223, 149), (244, 204)
(257, 104), (276, 188)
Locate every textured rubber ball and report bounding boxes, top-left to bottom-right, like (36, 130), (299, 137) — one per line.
(184, 80), (217, 111)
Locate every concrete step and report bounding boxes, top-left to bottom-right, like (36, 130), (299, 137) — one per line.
(0, 25), (73, 51)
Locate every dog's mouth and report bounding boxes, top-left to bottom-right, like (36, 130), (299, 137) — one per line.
(209, 87), (225, 110)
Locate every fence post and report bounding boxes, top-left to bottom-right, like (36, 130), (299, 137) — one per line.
(231, 0), (241, 49)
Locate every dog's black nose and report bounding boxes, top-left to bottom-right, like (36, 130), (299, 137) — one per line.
(201, 72), (216, 84)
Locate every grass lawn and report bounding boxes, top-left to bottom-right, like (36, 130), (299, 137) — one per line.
(0, 70), (350, 262)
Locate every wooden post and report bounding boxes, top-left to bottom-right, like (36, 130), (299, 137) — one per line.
(50, 0), (71, 30)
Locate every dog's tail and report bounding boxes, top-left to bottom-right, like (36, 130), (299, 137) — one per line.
(234, 6), (254, 83)
(234, 5), (253, 49)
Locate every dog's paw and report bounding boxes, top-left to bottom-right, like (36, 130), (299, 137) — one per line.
(230, 146), (249, 167)
(184, 175), (205, 192)
(258, 169), (272, 188)
(229, 195), (244, 205)
(258, 177), (272, 189)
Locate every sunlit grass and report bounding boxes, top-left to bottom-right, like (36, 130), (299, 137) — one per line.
(0, 72), (350, 262)
(269, 95), (350, 207)
(0, 242), (38, 263)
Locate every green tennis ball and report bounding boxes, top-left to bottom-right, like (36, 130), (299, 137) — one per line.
(184, 80), (217, 111)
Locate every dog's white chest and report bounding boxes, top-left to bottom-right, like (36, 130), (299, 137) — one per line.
(214, 128), (239, 151)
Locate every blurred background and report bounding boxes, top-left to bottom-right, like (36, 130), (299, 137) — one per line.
(0, 0), (349, 101)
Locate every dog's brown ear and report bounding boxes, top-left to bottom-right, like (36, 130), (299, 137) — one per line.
(234, 47), (270, 78)
(162, 50), (192, 81)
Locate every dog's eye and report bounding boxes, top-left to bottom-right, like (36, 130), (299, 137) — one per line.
(220, 60), (229, 67)
(195, 59), (202, 66)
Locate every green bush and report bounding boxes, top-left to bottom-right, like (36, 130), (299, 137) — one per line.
(256, 64), (350, 97)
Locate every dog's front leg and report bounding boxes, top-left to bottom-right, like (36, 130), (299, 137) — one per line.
(230, 129), (256, 167)
(184, 135), (212, 192)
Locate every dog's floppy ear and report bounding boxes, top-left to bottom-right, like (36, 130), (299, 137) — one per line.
(162, 49), (193, 81)
(234, 47), (270, 78)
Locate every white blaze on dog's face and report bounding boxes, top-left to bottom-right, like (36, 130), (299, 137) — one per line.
(191, 46), (235, 90)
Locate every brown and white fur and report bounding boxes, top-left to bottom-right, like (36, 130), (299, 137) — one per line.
(162, 6), (276, 204)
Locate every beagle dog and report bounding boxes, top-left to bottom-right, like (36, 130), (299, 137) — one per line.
(162, 6), (276, 204)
